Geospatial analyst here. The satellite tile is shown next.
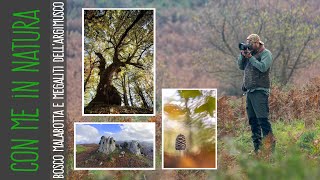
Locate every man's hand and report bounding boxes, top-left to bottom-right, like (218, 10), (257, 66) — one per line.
(241, 50), (252, 59)
(240, 50), (245, 56)
(244, 52), (252, 59)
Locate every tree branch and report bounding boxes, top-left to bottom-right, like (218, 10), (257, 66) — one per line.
(115, 11), (146, 50)
(113, 11), (146, 63)
(221, 17), (237, 57)
(127, 62), (144, 69)
(135, 44), (153, 63)
(287, 35), (311, 83)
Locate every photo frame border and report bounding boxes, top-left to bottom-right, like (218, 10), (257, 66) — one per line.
(161, 88), (218, 170)
(81, 8), (156, 116)
(74, 122), (156, 170)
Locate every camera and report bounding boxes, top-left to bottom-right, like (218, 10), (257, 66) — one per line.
(239, 43), (253, 51)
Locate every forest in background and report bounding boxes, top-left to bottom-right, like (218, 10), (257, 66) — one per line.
(66, 0), (320, 179)
(68, 0), (320, 96)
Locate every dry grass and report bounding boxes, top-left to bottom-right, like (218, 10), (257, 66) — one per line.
(218, 76), (320, 137)
(67, 77), (320, 179)
(270, 77), (320, 124)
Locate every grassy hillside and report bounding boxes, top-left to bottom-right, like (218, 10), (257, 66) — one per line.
(68, 78), (320, 179)
(75, 144), (153, 168)
(214, 119), (320, 179)
(65, 0), (320, 178)
(214, 77), (320, 179)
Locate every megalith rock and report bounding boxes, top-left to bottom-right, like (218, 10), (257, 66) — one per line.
(98, 136), (116, 154)
(128, 140), (141, 155)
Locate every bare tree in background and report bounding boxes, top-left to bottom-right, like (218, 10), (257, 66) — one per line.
(196, 0), (320, 94)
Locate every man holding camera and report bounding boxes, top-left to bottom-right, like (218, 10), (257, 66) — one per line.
(237, 34), (275, 154)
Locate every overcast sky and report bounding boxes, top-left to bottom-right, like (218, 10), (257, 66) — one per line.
(75, 123), (155, 144)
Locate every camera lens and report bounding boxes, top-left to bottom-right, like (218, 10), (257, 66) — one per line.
(239, 43), (246, 50)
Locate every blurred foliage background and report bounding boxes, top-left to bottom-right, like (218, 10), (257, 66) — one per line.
(163, 90), (216, 168)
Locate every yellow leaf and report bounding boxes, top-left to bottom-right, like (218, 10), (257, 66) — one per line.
(164, 103), (185, 120)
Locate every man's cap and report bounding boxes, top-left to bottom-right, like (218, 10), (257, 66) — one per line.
(247, 34), (264, 45)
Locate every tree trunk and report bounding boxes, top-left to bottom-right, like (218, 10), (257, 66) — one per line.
(84, 65), (93, 92)
(84, 55), (95, 92)
(280, 53), (288, 86)
(128, 81), (134, 107)
(86, 61), (122, 108)
(144, 85), (153, 107)
(135, 82), (149, 108)
(122, 73), (129, 106)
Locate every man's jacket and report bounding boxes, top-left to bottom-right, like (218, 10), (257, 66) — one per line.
(238, 47), (273, 91)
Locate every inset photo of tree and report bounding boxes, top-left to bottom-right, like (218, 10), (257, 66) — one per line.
(82, 9), (155, 115)
(162, 89), (217, 169)
(74, 122), (155, 170)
